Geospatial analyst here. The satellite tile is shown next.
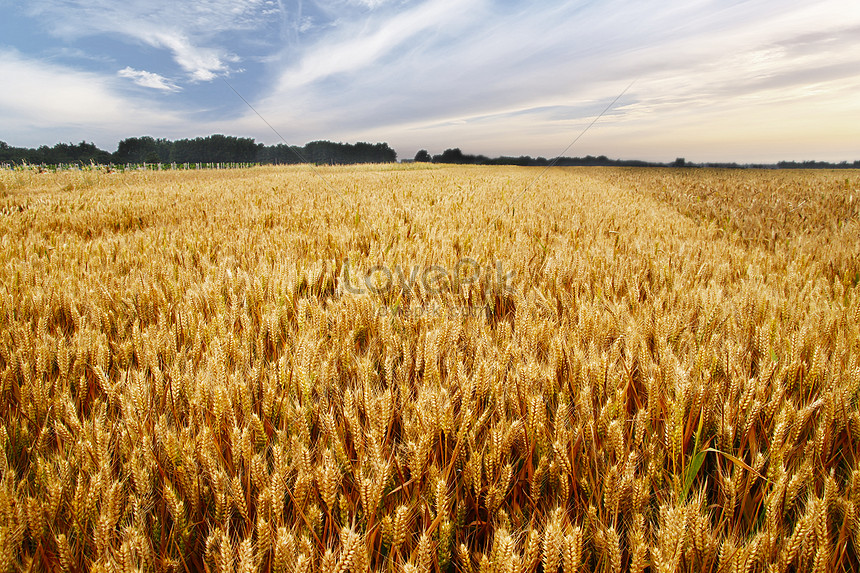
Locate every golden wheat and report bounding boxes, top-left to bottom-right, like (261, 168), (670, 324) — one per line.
(0, 164), (858, 572)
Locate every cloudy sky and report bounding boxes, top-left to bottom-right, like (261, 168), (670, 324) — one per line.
(1, 0), (859, 162)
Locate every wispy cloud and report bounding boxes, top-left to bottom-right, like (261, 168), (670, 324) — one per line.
(143, 32), (232, 82)
(277, 0), (486, 89)
(26, 0), (274, 82)
(118, 66), (181, 91)
(0, 49), (184, 147)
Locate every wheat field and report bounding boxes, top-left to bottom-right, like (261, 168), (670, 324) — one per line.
(1, 164), (859, 572)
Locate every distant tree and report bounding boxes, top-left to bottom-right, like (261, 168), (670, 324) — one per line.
(165, 135), (261, 163)
(296, 140), (395, 164)
(672, 157), (686, 167)
(414, 149), (431, 162)
(434, 148), (467, 164)
(115, 136), (158, 163)
(258, 143), (304, 164)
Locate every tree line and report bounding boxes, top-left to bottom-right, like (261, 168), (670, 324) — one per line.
(414, 147), (658, 167)
(2, 136), (858, 169)
(0, 135), (397, 166)
(414, 148), (860, 169)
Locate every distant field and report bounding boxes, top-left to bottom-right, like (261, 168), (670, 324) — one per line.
(1, 164), (859, 572)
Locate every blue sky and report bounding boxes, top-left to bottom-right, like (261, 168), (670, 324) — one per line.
(1, 0), (859, 162)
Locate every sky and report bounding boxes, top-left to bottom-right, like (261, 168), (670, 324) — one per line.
(1, 0), (859, 163)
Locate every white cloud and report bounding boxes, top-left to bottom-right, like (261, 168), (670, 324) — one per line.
(277, 0), (485, 89)
(143, 32), (229, 82)
(0, 50), (185, 147)
(26, 0), (271, 82)
(118, 66), (181, 91)
(346, 0), (396, 8)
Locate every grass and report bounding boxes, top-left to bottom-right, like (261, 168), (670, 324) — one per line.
(0, 164), (858, 572)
